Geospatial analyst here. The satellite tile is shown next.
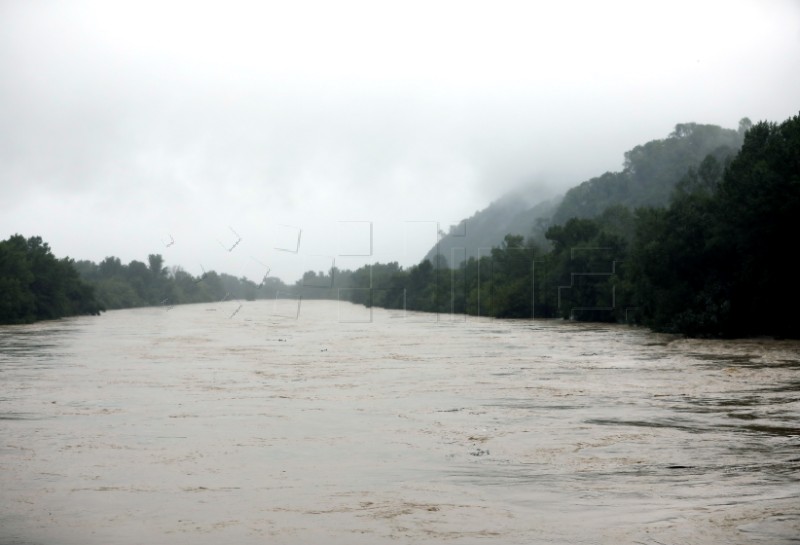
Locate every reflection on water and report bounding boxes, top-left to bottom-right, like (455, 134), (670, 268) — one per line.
(1, 301), (798, 544)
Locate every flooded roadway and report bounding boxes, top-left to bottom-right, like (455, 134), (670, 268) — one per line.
(1, 300), (798, 544)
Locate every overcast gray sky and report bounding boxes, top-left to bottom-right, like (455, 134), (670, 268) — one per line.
(2, 0), (799, 283)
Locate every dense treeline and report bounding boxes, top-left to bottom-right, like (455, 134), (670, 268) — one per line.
(630, 115), (799, 337)
(0, 235), (103, 324)
(74, 255), (289, 310)
(5, 115), (796, 337)
(333, 114), (799, 338)
(0, 238), (294, 324)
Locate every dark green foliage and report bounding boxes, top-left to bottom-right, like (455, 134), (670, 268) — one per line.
(551, 123), (743, 224)
(338, 235), (543, 319)
(330, 114), (799, 339)
(543, 217), (631, 322)
(424, 122), (741, 269)
(0, 235), (103, 324)
(714, 115), (799, 337)
(628, 202), (726, 334)
(1, 239), (295, 323)
(629, 114), (800, 337)
(484, 235), (537, 318)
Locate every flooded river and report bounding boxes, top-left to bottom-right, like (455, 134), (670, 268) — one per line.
(1, 300), (798, 544)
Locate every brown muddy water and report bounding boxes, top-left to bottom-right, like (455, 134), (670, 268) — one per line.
(1, 300), (798, 544)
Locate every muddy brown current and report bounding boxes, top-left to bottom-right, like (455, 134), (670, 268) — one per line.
(1, 300), (798, 544)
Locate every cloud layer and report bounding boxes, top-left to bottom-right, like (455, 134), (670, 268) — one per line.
(2, 0), (799, 281)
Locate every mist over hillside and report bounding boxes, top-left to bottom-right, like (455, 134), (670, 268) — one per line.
(424, 121), (746, 265)
(424, 184), (561, 265)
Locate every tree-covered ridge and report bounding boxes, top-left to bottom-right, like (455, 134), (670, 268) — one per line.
(0, 235), (103, 324)
(334, 113), (799, 338)
(423, 188), (560, 266)
(550, 121), (746, 224)
(423, 121), (746, 265)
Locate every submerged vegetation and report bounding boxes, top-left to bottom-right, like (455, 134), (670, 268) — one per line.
(3, 114), (797, 337)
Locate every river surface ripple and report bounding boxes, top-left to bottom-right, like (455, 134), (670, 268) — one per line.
(1, 300), (798, 544)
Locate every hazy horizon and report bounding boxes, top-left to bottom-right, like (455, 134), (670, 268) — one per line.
(2, 0), (799, 283)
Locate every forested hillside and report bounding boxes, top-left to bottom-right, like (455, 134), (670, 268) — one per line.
(336, 114), (799, 338)
(423, 187), (559, 266)
(425, 121), (747, 265)
(550, 121), (747, 224)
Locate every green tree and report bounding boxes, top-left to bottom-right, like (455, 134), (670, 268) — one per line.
(629, 113), (800, 337)
(0, 235), (102, 324)
(0, 235), (36, 323)
(714, 114), (800, 337)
